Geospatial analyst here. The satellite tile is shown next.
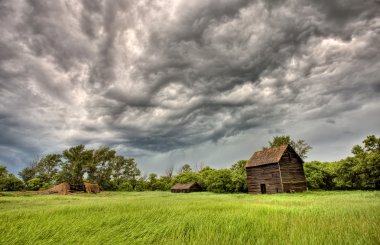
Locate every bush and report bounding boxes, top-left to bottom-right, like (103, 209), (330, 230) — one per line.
(117, 180), (134, 191)
(304, 161), (335, 190)
(204, 169), (234, 193)
(6, 175), (25, 191)
(0, 175), (25, 191)
(173, 172), (200, 184)
(27, 178), (44, 191)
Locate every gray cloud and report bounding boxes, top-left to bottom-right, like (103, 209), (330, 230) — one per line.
(0, 0), (379, 174)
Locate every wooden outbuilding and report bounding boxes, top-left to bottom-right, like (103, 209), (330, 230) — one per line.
(171, 182), (202, 193)
(246, 145), (307, 194)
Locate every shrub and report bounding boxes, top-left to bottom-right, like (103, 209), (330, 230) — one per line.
(27, 178), (44, 191)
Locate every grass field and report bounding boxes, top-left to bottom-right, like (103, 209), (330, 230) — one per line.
(0, 191), (379, 245)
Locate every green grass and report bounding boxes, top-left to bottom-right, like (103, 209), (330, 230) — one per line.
(0, 191), (379, 245)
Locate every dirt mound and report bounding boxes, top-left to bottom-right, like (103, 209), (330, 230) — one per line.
(39, 182), (70, 195)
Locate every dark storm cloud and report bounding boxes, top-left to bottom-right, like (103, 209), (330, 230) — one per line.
(0, 0), (379, 173)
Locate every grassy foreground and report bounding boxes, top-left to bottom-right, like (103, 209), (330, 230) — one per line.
(0, 191), (379, 245)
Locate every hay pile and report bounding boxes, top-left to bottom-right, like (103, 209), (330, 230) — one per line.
(36, 182), (102, 195)
(84, 183), (101, 193)
(38, 182), (70, 195)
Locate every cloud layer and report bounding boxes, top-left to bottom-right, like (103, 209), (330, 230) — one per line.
(1, 0), (379, 174)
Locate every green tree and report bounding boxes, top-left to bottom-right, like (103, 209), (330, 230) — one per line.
(5, 174), (24, 191)
(362, 135), (380, 153)
(155, 176), (172, 191)
(197, 166), (214, 190)
(0, 164), (8, 191)
(204, 169), (233, 193)
(111, 156), (140, 189)
(147, 173), (158, 190)
(18, 154), (61, 189)
(178, 164), (192, 174)
(60, 145), (93, 185)
(0, 165), (7, 177)
(0, 165), (24, 191)
(173, 172), (199, 185)
(116, 179), (134, 191)
(135, 175), (148, 191)
(345, 135), (380, 189)
(87, 146), (116, 189)
(37, 154), (62, 185)
(230, 160), (247, 172)
(266, 135), (312, 159)
(27, 178), (44, 191)
(165, 165), (174, 179)
(123, 158), (141, 180)
(304, 135), (380, 190)
(304, 161), (335, 189)
(112, 156), (126, 185)
(230, 160), (248, 192)
(18, 157), (40, 186)
(18, 167), (37, 186)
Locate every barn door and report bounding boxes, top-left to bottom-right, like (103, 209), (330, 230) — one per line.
(260, 184), (266, 194)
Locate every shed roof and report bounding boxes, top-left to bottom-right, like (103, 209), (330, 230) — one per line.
(171, 182), (199, 190)
(246, 145), (289, 168)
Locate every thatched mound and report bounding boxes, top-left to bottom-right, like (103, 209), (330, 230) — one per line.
(39, 182), (70, 195)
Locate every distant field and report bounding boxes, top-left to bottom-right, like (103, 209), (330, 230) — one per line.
(0, 191), (379, 245)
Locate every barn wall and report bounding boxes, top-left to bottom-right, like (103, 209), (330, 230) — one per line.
(171, 186), (202, 193)
(279, 149), (307, 192)
(189, 186), (202, 192)
(246, 163), (282, 194)
(171, 189), (190, 193)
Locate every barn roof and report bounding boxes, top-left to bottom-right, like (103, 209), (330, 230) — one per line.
(171, 182), (199, 190)
(246, 145), (290, 168)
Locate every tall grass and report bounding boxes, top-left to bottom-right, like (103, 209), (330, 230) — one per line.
(0, 191), (379, 244)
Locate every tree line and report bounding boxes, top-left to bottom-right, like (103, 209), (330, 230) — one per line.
(0, 135), (379, 192)
(304, 135), (380, 190)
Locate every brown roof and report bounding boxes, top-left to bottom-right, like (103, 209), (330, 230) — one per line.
(246, 145), (289, 168)
(171, 182), (199, 190)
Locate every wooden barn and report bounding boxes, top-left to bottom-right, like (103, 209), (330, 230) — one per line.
(171, 182), (202, 193)
(246, 145), (307, 194)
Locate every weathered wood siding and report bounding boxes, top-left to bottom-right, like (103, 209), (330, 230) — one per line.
(246, 163), (282, 194)
(279, 149), (307, 192)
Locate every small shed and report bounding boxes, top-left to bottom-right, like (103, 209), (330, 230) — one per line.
(171, 182), (202, 193)
(246, 144), (307, 194)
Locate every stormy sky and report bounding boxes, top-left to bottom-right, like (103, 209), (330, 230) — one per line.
(1, 0), (379, 175)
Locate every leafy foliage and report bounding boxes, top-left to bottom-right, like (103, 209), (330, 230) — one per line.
(27, 178), (45, 191)
(0, 165), (24, 191)
(60, 145), (94, 185)
(230, 160), (248, 192)
(267, 135), (312, 159)
(304, 135), (380, 190)
(204, 169), (234, 193)
(303, 161), (335, 189)
(178, 164), (192, 174)
(3, 135), (379, 192)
